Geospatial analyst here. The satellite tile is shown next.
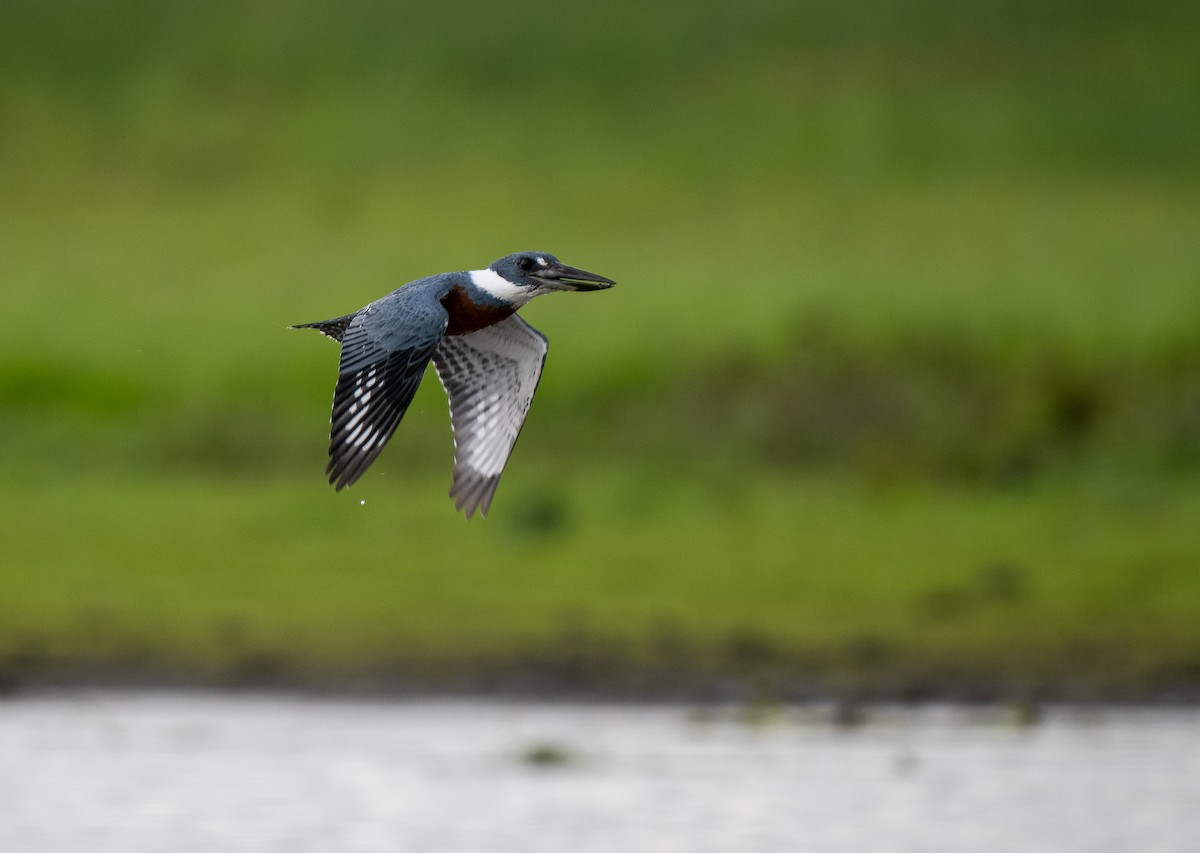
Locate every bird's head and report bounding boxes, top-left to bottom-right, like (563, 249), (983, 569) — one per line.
(490, 252), (615, 294)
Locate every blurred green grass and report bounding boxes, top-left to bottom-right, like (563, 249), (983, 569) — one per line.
(1, 0), (1198, 696)
(2, 471), (1198, 697)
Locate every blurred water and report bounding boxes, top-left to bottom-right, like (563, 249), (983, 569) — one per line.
(0, 694), (1198, 853)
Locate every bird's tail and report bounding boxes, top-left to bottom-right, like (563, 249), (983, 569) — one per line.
(290, 313), (356, 343)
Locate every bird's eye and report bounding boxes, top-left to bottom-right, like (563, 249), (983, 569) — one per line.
(517, 256), (535, 273)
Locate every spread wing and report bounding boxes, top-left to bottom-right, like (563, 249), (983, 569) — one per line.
(326, 297), (448, 490)
(433, 315), (549, 519)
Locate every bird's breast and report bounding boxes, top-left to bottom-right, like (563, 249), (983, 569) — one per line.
(441, 286), (517, 336)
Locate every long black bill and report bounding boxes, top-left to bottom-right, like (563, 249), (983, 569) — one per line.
(537, 262), (616, 292)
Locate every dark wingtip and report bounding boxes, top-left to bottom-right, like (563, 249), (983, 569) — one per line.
(450, 473), (497, 520)
(327, 454), (368, 492)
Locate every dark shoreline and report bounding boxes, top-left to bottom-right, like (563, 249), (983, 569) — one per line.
(5, 659), (1200, 707)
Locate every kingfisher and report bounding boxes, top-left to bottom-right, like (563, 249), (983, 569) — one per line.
(293, 252), (615, 518)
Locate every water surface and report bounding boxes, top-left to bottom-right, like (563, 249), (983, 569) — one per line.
(1, 694), (1198, 852)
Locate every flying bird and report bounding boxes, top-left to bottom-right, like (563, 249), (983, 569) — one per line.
(293, 252), (615, 518)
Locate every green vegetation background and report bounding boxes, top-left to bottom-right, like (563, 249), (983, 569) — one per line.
(2, 0), (1198, 699)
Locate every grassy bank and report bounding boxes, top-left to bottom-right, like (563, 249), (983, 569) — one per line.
(2, 470), (1198, 700)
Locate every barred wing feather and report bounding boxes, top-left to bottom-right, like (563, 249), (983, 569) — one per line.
(326, 307), (446, 490)
(433, 315), (548, 518)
